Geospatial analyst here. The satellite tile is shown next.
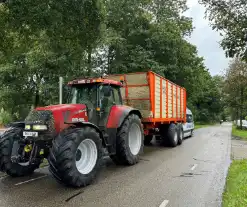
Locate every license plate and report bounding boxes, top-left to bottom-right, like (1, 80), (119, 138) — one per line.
(23, 131), (38, 137)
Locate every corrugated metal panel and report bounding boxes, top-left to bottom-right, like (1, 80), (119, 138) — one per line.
(155, 75), (161, 118)
(177, 87), (181, 118)
(106, 71), (186, 122)
(168, 82), (172, 118)
(181, 89), (184, 118)
(162, 80), (167, 118)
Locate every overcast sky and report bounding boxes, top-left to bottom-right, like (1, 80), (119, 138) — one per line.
(185, 0), (230, 76)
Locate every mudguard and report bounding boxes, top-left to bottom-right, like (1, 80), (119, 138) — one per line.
(106, 105), (142, 129)
(64, 121), (105, 145)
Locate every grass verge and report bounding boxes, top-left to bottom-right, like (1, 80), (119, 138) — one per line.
(223, 160), (247, 207)
(232, 125), (247, 140)
(194, 123), (214, 129)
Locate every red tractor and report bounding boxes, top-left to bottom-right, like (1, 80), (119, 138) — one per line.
(0, 77), (144, 187)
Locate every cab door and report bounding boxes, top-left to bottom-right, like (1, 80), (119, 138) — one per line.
(97, 85), (122, 128)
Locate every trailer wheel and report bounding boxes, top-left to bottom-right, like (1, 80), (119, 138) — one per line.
(144, 135), (153, 146)
(177, 124), (183, 145)
(0, 127), (40, 177)
(48, 126), (103, 187)
(110, 114), (144, 165)
(162, 123), (178, 147)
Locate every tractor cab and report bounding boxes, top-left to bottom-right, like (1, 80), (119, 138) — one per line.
(65, 77), (124, 127)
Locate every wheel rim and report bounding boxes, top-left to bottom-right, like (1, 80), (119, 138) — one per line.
(75, 139), (98, 175)
(174, 131), (178, 142)
(18, 161), (30, 166)
(180, 130), (183, 140)
(128, 123), (142, 155)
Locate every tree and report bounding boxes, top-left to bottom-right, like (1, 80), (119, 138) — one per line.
(0, 0), (105, 119)
(200, 0), (247, 58)
(224, 58), (247, 129)
(0, 0), (224, 124)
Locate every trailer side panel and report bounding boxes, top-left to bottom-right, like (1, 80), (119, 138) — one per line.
(107, 71), (186, 123)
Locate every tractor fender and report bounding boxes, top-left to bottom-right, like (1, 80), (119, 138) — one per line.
(64, 121), (105, 146)
(107, 106), (142, 129)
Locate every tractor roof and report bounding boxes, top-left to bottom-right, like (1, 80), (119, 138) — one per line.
(68, 77), (123, 86)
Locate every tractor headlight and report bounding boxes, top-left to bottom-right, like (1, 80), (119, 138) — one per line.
(25, 125), (31, 130)
(33, 125), (48, 131)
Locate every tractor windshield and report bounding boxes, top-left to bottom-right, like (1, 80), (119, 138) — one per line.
(66, 84), (98, 109)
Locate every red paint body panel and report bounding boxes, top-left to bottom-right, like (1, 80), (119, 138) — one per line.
(36, 104), (88, 133)
(107, 105), (133, 128)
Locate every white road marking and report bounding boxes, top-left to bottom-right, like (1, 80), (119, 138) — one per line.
(15, 175), (47, 186)
(191, 164), (198, 171)
(159, 200), (169, 207)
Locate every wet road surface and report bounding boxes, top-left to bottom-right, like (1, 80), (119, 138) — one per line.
(0, 123), (231, 207)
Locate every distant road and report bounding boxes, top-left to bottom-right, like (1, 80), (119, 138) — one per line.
(0, 123), (231, 207)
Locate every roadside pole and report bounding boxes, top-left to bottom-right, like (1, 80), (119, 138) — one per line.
(59, 77), (63, 104)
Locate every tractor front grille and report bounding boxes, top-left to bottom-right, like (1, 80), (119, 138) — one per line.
(25, 110), (56, 134)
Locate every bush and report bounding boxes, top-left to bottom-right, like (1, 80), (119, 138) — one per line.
(0, 108), (13, 126)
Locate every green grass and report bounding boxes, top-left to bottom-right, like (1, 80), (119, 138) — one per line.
(223, 160), (247, 207)
(194, 123), (214, 129)
(232, 125), (247, 140)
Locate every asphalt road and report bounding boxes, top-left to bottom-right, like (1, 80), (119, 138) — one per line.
(0, 123), (231, 207)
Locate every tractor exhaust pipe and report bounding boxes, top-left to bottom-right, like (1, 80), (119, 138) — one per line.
(59, 77), (63, 104)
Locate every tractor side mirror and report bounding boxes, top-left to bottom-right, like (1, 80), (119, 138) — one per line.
(103, 85), (112, 97)
(62, 85), (71, 103)
(63, 85), (70, 91)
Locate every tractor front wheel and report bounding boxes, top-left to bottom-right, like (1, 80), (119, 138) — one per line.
(0, 127), (41, 177)
(48, 126), (103, 187)
(110, 114), (144, 165)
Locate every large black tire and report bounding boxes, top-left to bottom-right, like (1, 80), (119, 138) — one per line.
(144, 135), (153, 146)
(110, 114), (144, 165)
(177, 124), (183, 145)
(161, 123), (178, 147)
(48, 126), (103, 188)
(0, 127), (40, 177)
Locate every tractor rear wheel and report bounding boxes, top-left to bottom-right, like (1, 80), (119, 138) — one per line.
(110, 114), (144, 165)
(48, 126), (103, 187)
(0, 127), (41, 177)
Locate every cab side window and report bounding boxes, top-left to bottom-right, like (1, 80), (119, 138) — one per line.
(112, 86), (121, 105)
(186, 114), (193, 123)
(99, 85), (114, 109)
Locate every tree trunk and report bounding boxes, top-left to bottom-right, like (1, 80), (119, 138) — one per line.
(240, 86), (244, 129)
(107, 46), (114, 74)
(34, 88), (40, 108)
